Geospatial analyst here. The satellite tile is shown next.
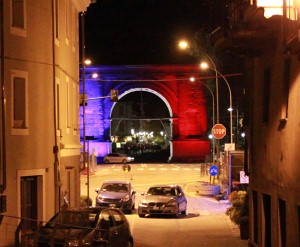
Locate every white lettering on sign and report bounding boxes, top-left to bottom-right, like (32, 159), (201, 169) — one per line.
(212, 129), (226, 134)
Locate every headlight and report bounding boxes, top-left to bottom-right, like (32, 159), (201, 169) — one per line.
(121, 195), (130, 202)
(97, 195), (103, 201)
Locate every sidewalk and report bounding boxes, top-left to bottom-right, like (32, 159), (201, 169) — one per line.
(186, 182), (249, 247)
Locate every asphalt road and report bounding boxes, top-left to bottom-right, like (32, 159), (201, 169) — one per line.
(80, 163), (248, 247)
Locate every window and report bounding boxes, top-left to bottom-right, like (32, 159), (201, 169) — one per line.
(110, 209), (125, 227)
(298, 206), (300, 246)
(55, 78), (61, 135)
(66, 77), (71, 130)
(65, 0), (70, 45)
(263, 193), (272, 247)
(11, 70), (29, 135)
(55, 0), (60, 46)
(10, 0), (26, 37)
(72, 82), (79, 134)
(281, 58), (290, 120)
(71, 5), (76, 52)
(278, 199), (286, 247)
(255, 0), (298, 20)
(262, 68), (271, 123)
(252, 191), (258, 244)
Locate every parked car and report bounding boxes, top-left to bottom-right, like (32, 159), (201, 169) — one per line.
(138, 184), (187, 218)
(103, 153), (134, 164)
(28, 207), (134, 247)
(96, 180), (136, 214)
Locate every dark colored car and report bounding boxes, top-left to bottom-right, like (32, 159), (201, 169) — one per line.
(28, 207), (133, 247)
(95, 180), (136, 214)
(103, 153), (134, 164)
(138, 184), (187, 218)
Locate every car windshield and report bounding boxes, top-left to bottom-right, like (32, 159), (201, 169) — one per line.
(101, 183), (129, 193)
(45, 211), (99, 229)
(147, 187), (177, 196)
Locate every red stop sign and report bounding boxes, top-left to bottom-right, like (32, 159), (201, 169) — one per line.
(212, 124), (226, 139)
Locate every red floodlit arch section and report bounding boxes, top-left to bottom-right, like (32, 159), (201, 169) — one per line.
(80, 65), (210, 162)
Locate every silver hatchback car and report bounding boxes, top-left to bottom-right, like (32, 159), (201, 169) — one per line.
(138, 184), (187, 218)
(96, 180), (136, 214)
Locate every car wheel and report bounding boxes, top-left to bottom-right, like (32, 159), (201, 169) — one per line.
(138, 213), (145, 218)
(104, 159), (109, 164)
(122, 160), (127, 164)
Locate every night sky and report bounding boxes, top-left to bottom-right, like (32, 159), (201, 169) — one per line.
(84, 0), (216, 65)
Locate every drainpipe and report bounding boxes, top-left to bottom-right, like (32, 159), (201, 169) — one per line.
(51, 0), (60, 212)
(0, 0), (6, 194)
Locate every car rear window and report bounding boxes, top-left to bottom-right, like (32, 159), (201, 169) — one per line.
(46, 211), (97, 229)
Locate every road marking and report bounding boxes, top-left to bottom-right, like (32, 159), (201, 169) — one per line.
(170, 164), (180, 168)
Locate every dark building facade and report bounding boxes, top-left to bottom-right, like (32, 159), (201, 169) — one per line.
(212, 1), (300, 246)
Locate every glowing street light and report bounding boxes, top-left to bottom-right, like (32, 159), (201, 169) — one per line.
(200, 62), (233, 144)
(190, 77), (216, 162)
(178, 40), (220, 164)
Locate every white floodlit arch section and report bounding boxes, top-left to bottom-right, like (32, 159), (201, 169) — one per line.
(111, 88), (173, 117)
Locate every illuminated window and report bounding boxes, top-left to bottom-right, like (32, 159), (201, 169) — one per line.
(254, 0), (298, 20)
(11, 70), (29, 135)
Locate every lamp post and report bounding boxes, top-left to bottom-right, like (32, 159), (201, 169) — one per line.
(80, 11), (90, 203)
(178, 40), (220, 164)
(190, 77), (215, 162)
(200, 62), (233, 144)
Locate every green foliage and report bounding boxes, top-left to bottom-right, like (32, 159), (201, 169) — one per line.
(225, 191), (248, 225)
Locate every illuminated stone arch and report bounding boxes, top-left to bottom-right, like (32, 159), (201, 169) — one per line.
(81, 65), (210, 162)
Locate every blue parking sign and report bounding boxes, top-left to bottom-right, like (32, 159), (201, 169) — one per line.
(209, 165), (218, 176)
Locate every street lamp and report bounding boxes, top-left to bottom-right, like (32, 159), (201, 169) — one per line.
(200, 62), (233, 144)
(178, 40), (221, 163)
(190, 77), (215, 162)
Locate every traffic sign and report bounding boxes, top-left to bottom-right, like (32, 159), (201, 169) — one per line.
(212, 124), (226, 139)
(225, 143), (235, 151)
(122, 164), (131, 172)
(209, 165), (218, 176)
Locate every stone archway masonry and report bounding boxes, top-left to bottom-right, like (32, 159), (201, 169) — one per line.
(80, 65), (210, 162)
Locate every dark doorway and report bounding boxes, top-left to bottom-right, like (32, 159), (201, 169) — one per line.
(21, 176), (38, 234)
